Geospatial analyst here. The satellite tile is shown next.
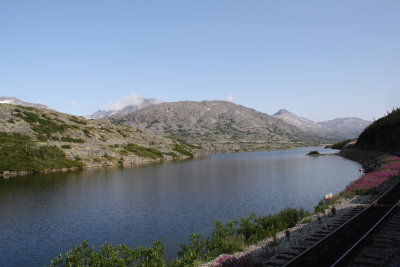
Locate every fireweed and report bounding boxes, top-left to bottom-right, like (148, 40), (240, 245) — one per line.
(343, 156), (400, 197)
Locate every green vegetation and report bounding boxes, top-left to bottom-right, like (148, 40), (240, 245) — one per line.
(69, 116), (88, 125)
(314, 198), (337, 214)
(0, 132), (84, 173)
(117, 129), (128, 138)
(51, 208), (309, 266)
(357, 108), (400, 152)
(307, 150), (320, 156)
(50, 240), (166, 267)
(82, 128), (92, 138)
(61, 144), (72, 149)
(172, 144), (194, 159)
(174, 208), (309, 265)
(61, 136), (85, 143)
(13, 108), (68, 137)
(124, 143), (164, 159)
(331, 139), (354, 150)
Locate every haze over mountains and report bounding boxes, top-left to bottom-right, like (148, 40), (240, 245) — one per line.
(273, 109), (371, 142)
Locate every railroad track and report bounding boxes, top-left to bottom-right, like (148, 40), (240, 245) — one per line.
(274, 176), (400, 266)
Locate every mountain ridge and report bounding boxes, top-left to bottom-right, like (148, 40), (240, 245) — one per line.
(112, 100), (320, 152)
(273, 108), (371, 142)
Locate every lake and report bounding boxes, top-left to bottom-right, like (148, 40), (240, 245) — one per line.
(0, 147), (361, 266)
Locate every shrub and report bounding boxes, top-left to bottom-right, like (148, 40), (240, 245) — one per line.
(173, 144), (194, 159)
(331, 139), (354, 150)
(50, 240), (166, 267)
(82, 128), (92, 138)
(69, 116), (87, 125)
(14, 110), (68, 136)
(125, 144), (164, 159)
(307, 151), (320, 156)
(61, 144), (72, 149)
(177, 208), (309, 264)
(0, 132), (84, 172)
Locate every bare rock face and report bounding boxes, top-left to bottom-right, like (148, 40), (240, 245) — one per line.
(273, 109), (371, 142)
(112, 101), (319, 152)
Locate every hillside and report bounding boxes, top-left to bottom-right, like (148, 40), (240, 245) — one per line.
(0, 96), (49, 109)
(273, 109), (371, 142)
(0, 103), (199, 177)
(112, 101), (319, 152)
(356, 108), (400, 152)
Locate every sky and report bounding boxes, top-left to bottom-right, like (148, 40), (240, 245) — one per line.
(1, 1), (399, 121)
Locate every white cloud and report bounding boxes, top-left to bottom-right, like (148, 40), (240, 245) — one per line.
(226, 94), (234, 102)
(103, 92), (163, 111)
(71, 100), (80, 107)
(301, 113), (310, 119)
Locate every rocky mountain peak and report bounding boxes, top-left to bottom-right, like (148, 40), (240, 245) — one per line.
(274, 109), (294, 116)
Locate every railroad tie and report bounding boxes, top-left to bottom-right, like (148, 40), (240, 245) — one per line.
(352, 260), (379, 266)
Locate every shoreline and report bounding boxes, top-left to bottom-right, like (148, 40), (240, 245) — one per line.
(200, 147), (399, 266)
(0, 145), (325, 179)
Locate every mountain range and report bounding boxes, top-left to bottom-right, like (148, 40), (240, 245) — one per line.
(273, 109), (371, 142)
(112, 101), (320, 152)
(1, 96), (371, 153)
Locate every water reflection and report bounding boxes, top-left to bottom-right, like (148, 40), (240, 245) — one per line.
(0, 147), (360, 266)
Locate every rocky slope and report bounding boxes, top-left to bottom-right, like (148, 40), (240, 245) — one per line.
(0, 96), (49, 109)
(88, 98), (162, 119)
(0, 103), (199, 177)
(112, 101), (319, 152)
(273, 109), (371, 142)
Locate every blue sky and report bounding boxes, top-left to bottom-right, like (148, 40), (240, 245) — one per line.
(1, 1), (399, 121)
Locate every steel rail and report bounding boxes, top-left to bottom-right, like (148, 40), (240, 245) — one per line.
(283, 177), (400, 267)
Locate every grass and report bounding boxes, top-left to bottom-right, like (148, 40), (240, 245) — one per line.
(13, 108), (69, 137)
(0, 132), (84, 173)
(172, 144), (194, 159)
(124, 143), (164, 159)
(69, 116), (88, 125)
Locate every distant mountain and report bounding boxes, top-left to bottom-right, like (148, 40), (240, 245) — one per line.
(0, 97), (49, 109)
(319, 117), (371, 139)
(112, 101), (319, 152)
(273, 109), (325, 133)
(273, 109), (371, 142)
(88, 98), (162, 119)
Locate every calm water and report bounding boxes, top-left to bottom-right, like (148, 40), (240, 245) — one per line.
(0, 147), (361, 266)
